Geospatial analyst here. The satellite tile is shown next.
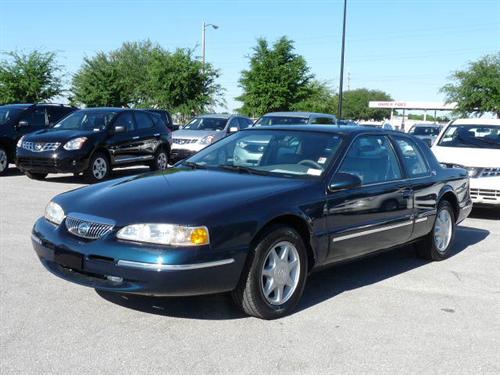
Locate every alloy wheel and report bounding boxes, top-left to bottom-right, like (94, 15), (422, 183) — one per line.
(434, 209), (452, 252)
(0, 149), (7, 173)
(92, 157), (108, 180)
(157, 152), (168, 170)
(261, 241), (300, 306)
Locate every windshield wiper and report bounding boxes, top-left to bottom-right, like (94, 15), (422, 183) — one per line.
(183, 161), (206, 169)
(219, 164), (253, 174)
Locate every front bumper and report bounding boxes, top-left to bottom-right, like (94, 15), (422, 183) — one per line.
(32, 217), (247, 296)
(469, 177), (500, 207)
(16, 148), (89, 174)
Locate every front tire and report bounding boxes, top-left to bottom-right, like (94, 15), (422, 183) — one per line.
(232, 225), (308, 319)
(150, 148), (169, 171)
(0, 147), (9, 176)
(25, 171), (47, 180)
(416, 200), (456, 261)
(83, 152), (110, 183)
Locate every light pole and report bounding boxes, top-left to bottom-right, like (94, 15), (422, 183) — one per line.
(338, 0), (347, 119)
(202, 21), (219, 73)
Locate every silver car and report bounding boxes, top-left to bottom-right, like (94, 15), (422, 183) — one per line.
(171, 114), (253, 162)
(254, 111), (337, 126)
(408, 123), (442, 147)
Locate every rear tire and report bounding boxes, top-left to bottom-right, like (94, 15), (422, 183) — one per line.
(416, 200), (456, 261)
(150, 147), (169, 171)
(83, 152), (110, 183)
(0, 146), (9, 176)
(25, 171), (48, 180)
(231, 225), (308, 319)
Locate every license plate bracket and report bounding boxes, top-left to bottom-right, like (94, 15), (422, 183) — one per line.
(55, 251), (83, 270)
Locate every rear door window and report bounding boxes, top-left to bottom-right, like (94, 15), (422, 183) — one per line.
(311, 117), (335, 125)
(114, 112), (136, 132)
(134, 112), (154, 130)
(393, 137), (430, 178)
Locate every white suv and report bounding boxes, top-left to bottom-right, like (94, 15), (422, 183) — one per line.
(432, 118), (500, 207)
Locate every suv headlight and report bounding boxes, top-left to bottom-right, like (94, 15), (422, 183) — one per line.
(199, 135), (215, 145)
(44, 201), (65, 225)
(16, 136), (26, 148)
(116, 224), (209, 246)
(63, 137), (87, 150)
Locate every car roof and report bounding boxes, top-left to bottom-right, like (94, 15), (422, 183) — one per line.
(196, 113), (234, 119)
(263, 111), (336, 118)
(451, 118), (500, 126)
(412, 123), (441, 127)
(76, 107), (143, 112)
(0, 103), (33, 109)
(244, 124), (404, 137)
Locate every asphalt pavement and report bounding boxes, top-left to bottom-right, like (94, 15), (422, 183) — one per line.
(1, 168), (499, 374)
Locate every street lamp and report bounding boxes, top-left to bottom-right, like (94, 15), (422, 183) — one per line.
(202, 21), (219, 73)
(338, 0), (347, 119)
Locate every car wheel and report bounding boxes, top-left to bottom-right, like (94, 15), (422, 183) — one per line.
(416, 200), (456, 261)
(150, 148), (169, 171)
(0, 147), (9, 175)
(25, 171), (48, 180)
(84, 153), (110, 183)
(232, 225), (308, 319)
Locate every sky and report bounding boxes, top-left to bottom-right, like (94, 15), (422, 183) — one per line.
(1, 0), (499, 112)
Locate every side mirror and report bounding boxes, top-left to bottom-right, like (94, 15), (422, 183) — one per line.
(328, 172), (362, 192)
(18, 120), (29, 128)
(114, 125), (126, 134)
(229, 126), (238, 133)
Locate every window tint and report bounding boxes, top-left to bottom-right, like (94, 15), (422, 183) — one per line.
(114, 112), (135, 132)
(46, 107), (70, 124)
(237, 117), (252, 129)
(339, 135), (402, 185)
(134, 112), (154, 130)
(394, 137), (429, 177)
(311, 117), (335, 125)
(21, 108), (47, 127)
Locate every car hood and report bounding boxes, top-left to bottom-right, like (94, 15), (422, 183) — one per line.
(55, 168), (312, 226)
(173, 129), (225, 139)
(432, 145), (500, 168)
(24, 128), (99, 142)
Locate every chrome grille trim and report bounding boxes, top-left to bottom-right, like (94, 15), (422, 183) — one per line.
(22, 141), (61, 152)
(480, 168), (500, 177)
(173, 138), (198, 145)
(65, 213), (115, 240)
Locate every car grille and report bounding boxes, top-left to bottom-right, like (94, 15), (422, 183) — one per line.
(65, 215), (114, 240)
(470, 189), (500, 201)
(17, 157), (58, 168)
(480, 168), (500, 177)
(22, 141), (60, 152)
(173, 138), (198, 145)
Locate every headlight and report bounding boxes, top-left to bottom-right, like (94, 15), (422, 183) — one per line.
(466, 167), (481, 178)
(44, 201), (65, 225)
(116, 224), (210, 246)
(16, 136), (26, 148)
(63, 137), (87, 150)
(199, 135), (215, 145)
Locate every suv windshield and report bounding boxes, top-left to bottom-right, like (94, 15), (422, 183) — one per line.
(438, 125), (500, 149)
(53, 110), (117, 131)
(184, 117), (228, 131)
(186, 130), (343, 178)
(0, 107), (24, 125)
(255, 116), (308, 126)
(409, 126), (440, 136)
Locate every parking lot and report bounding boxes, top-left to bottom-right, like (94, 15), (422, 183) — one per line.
(0, 168), (499, 374)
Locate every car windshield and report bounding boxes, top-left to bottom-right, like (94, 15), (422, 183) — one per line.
(410, 126), (440, 136)
(52, 110), (117, 131)
(185, 130), (344, 178)
(183, 117), (228, 131)
(437, 124), (500, 149)
(0, 107), (24, 125)
(255, 116), (309, 126)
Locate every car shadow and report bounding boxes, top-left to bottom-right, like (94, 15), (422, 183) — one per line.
(469, 207), (500, 220)
(2, 167), (24, 177)
(43, 167), (152, 185)
(96, 225), (489, 321)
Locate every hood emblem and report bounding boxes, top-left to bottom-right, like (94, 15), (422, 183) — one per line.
(35, 143), (43, 151)
(77, 222), (91, 236)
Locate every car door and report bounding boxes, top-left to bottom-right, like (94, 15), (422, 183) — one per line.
(17, 107), (48, 136)
(226, 117), (240, 134)
(325, 134), (414, 262)
(107, 111), (141, 165)
(132, 111), (161, 162)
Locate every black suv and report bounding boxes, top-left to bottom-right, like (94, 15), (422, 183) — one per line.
(0, 103), (77, 175)
(16, 107), (172, 183)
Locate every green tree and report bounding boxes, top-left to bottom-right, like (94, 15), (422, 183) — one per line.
(0, 50), (63, 104)
(237, 37), (313, 116)
(340, 88), (393, 120)
(292, 80), (336, 113)
(441, 53), (500, 117)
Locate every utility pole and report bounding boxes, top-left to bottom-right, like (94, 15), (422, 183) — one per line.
(338, 0), (347, 119)
(202, 21), (219, 74)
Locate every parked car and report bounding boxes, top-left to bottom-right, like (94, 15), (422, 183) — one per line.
(144, 109), (177, 131)
(170, 114), (253, 162)
(16, 107), (172, 183)
(408, 123), (442, 146)
(0, 103), (77, 175)
(254, 111), (337, 126)
(337, 119), (358, 126)
(432, 118), (500, 207)
(31, 125), (471, 319)
(359, 122), (393, 130)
